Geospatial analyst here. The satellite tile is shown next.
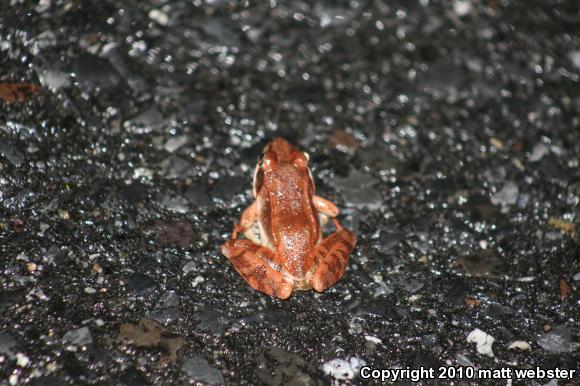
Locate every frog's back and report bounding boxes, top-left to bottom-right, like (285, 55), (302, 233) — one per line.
(264, 163), (320, 277)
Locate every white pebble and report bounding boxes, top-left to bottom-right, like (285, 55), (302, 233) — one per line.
(364, 335), (382, 344)
(322, 357), (366, 380)
(182, 261), (196, 274)
(149, 9), (169, 26)
(508, 340), (531, 350)
(191, 275), (205, 287)
(164, 135), (188, 152)
(16, 253), (29, 261)
(133, 167), (153, 179)
(454, 0), (472, 16)
(16, 353), (30, 367)
(28, 288), (49, 301)
(467, 328), (495, 357)
(568, 50), (580, 69)
(529, 143), (549, 162)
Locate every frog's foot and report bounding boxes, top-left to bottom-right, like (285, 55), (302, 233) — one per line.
(221, 239), (292, 299)
(309, 225), (357, 292)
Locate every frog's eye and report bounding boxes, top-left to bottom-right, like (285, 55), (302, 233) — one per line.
(291, 150), (308, 169)
(263, 152), (277, 170)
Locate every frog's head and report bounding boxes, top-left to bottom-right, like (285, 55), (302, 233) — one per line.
(252, 138), (315, 198)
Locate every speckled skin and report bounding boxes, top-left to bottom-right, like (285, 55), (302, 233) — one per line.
(222, 138), (356, 299)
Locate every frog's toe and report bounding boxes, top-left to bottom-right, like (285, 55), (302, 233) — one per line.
(273, 282), (292, 299)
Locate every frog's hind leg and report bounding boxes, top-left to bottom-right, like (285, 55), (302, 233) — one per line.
(221, 239), (293, 299)
(309, 219), (356, 292)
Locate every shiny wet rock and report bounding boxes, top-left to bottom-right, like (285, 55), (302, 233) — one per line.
(1, 0), (578, 384)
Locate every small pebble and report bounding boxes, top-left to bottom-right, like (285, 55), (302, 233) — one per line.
(454, 0), (472, 16)
(467, 328), (495, 357)
(191, 276), (205, 288)
(182, 261), (196, 274)
(529, 143), (549, 162)
(148, 291), (180, 323)
(508, 341), (531, 350)
(491, 181), (519, 207)
(16, 352), (30, 367)
(537, 325), (574, 353)
(181, 356), (224, 385)
(149, 9), (169, 26)
(568, 50), (580, 69)
(322, 357), (366, 381)
(456, 353), (475, 367)
(364, 335), (382, 344)
(62, 327), (93, 346)
(164, 135), (188, 152)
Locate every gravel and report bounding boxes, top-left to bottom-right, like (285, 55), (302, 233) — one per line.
(1, 0), (578, 384)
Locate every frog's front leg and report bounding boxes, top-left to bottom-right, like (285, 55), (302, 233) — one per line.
(221, 239), (292, 299)
(312, 195), (340, 228)
(231, 201), (260, 243)
(313, 195), (340, 217)
(308, 219), (356, 292)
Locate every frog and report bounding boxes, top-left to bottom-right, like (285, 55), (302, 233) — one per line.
(221, 138), (356, 299)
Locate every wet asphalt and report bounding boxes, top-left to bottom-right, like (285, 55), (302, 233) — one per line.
(1, 0), (579, 385)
